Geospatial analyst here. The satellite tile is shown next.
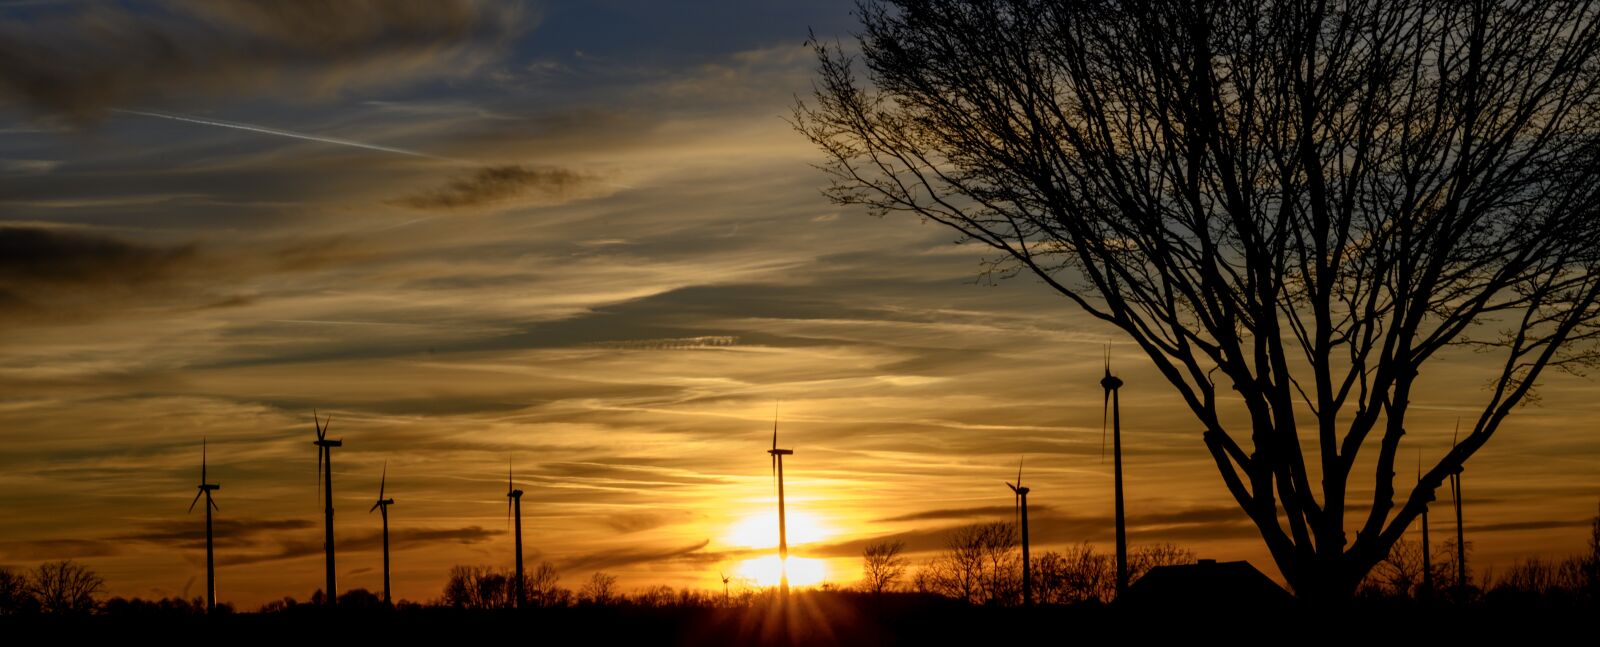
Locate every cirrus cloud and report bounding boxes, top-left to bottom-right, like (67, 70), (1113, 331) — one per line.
(0, 0), (525, 121)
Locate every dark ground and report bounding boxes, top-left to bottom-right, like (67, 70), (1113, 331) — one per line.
(5, 591), (1591, 645)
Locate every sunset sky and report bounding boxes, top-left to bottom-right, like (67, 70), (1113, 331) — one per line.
(1, 0), (1596, 609)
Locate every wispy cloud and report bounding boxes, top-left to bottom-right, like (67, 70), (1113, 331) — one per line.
(558, 539), (712, 573)
(396, 165), (592, 210)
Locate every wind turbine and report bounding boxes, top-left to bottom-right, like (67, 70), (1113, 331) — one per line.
(369, 461), (395, 606)
(719, 571), (731, 606)
(768, 405), (794, 596)
(1100, 348), (1129, 598)
(313, 412), (341, 606)
(1006, 457), (1032, 606)
(1418, 452), (1432, 598)
(1449, 421), (1467, 592)
(188, 439), (220, 613)
(507, 457), (525, 609)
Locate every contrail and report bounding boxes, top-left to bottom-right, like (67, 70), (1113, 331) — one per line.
(111, 108), (457, 161)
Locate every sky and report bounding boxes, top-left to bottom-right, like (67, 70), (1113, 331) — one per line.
(0, 0), (1596, 609)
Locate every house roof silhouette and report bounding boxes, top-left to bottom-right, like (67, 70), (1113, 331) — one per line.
(1123, 559), (1293, 608)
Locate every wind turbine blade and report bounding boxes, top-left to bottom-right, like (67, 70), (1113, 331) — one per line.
(209, 495), (219, 512)
(189, 489), (204, 513)
(202, 438), (208, 483)
(1016, 456), (1024, 489)
(380, 461), (387, 500)
(772, 401), (779, 451)
(370, 501), (380, 513)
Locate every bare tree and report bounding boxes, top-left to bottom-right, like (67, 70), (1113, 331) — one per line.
(442, 565), (517, 609)
(30, 560), (103, 615)
(1033, 542), (1113, 604)
(1128, 543), (1196, 584)
(920, 522), (1019, 604)
(798, 0), (1600, 600)
(527, 561), (565, 608)
(862, 539), (909, 594)
(1363, 537), (1424, 598)
(580, 571), (619, 605)
(0, 567), (37, 615)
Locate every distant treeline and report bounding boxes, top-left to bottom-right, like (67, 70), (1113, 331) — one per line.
(3, 514), (1597, 616)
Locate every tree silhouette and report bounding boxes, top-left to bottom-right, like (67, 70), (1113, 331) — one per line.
(862, 539), (909, 594)
(0, 567), (38, 616)
(580, 572), (619, 605)
(30, 560), (103, 615)
(919, 522), (1019, 604)
(527, 561), (567, 608)
(798, 0), (1600, 600)
(1032, 543), (1111, 604)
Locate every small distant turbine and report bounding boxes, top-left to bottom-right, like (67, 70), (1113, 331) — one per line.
(1100, 349), (1129, 598)
(188, 439), (221, 613)
(767, 405), (794, 597)
(719, 571), (731, 606)
(369, 461), (395, 606)
(313, 411), (342, 606)
(507, 457), (525, 609)
(1006, 457), (1032, 606)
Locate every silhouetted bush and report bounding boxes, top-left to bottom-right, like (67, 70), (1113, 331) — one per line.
(337, 588), (384, 610)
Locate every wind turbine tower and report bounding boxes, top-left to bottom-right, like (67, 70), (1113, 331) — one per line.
(507, 458), (526, 609)
(369, 461), (395, 606)
(1450, 424), (1467, 592)
(768, 407), (794, 596)
(188, 439), (221, 613)
(1100, 351), (1129, 598)
(313, 412), (341, 606)
(1006, 457), (1032, 606)
(1419, 454), (1433, 598)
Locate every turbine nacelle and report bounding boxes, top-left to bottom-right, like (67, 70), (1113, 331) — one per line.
(1099, 371), (1123, 391)
(190, 439), (221, 513)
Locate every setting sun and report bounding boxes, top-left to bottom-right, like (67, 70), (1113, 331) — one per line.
(724, 511), (835, 549)
(735, 555), (830, 588)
